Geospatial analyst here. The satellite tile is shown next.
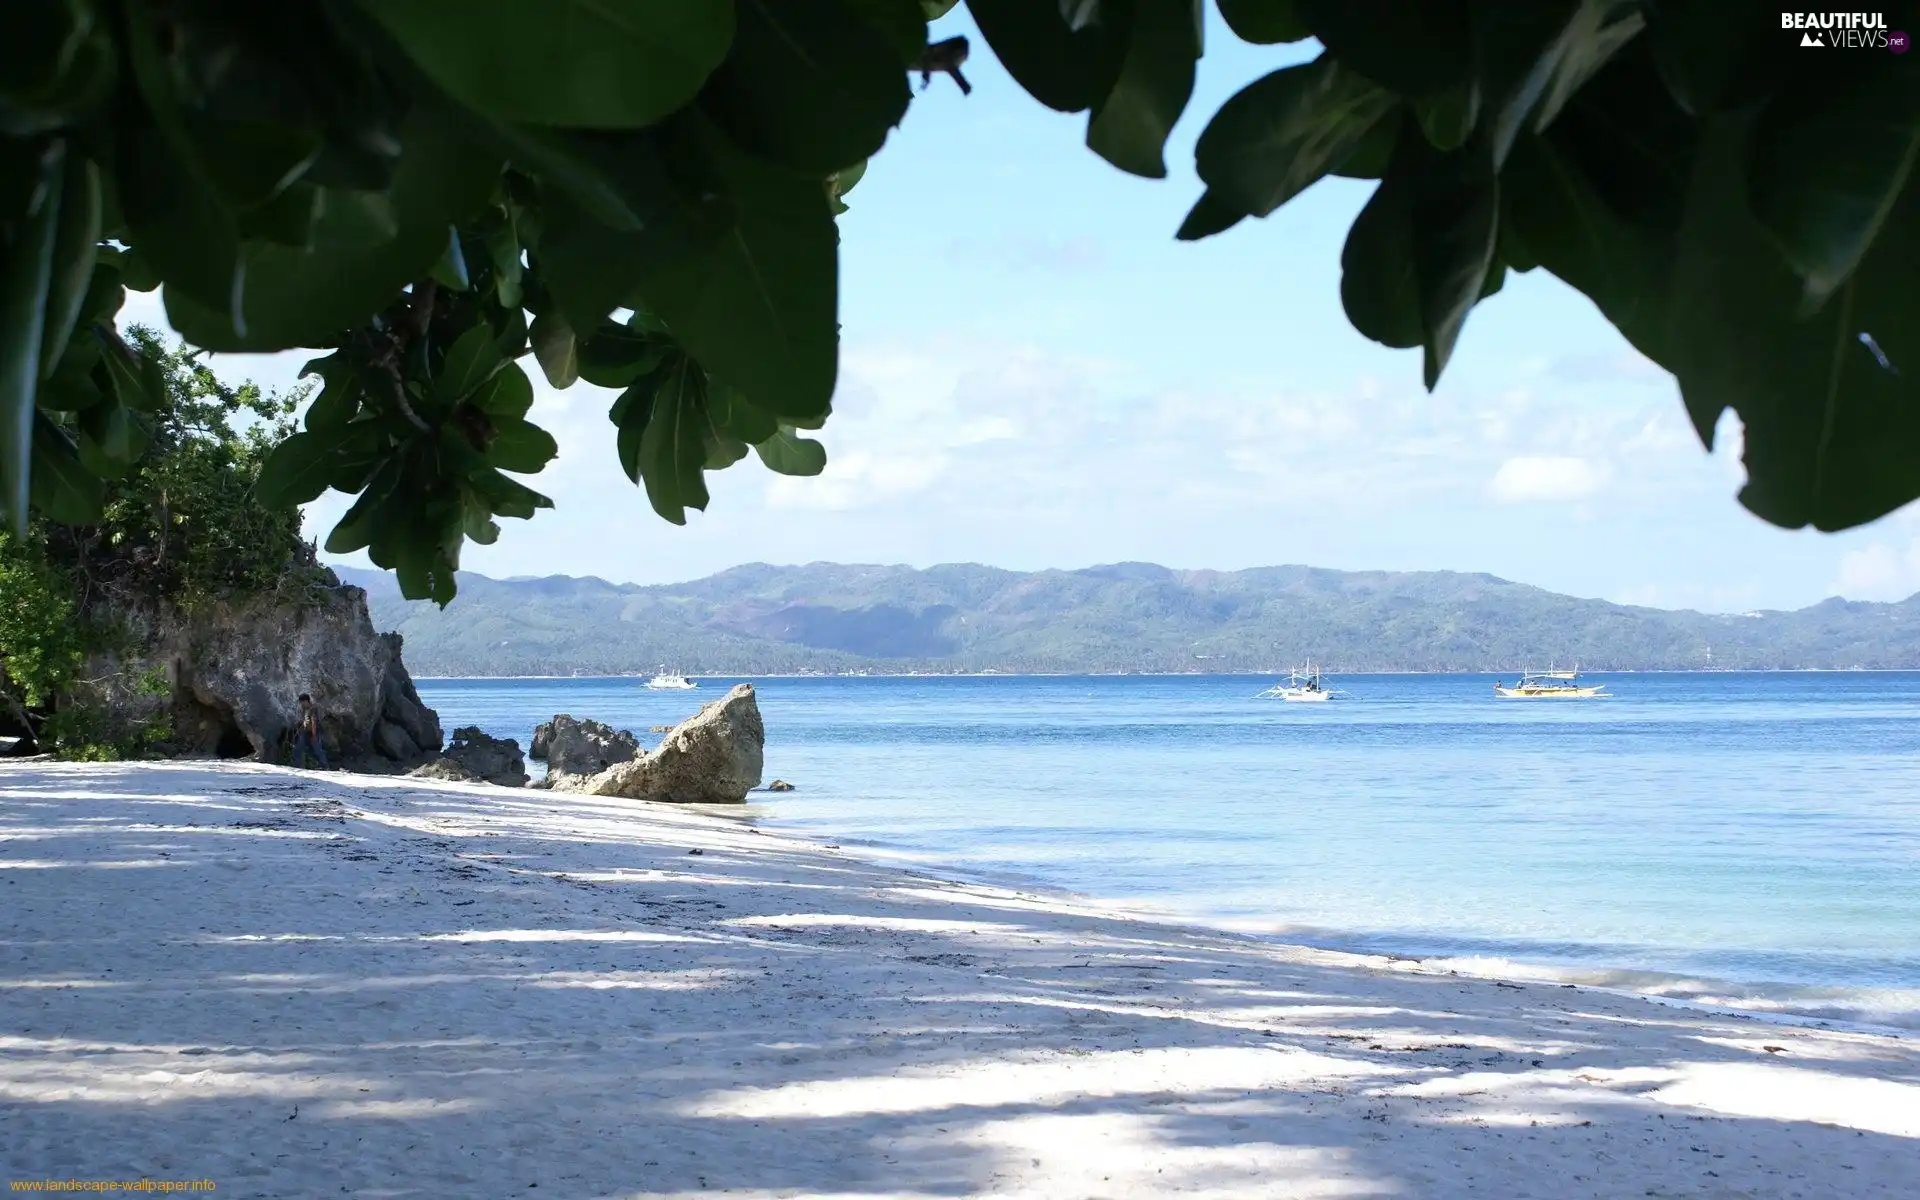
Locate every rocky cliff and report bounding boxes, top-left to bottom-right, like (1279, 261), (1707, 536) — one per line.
(81, 573), (441, 768)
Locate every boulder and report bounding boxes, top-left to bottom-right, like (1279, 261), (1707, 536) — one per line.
(410, 726), (527, 788)
(75, 574), (441, 768)
(767, 779), (795, 792)
(548, 684), (764, 803)
(533, 714), (640, 775)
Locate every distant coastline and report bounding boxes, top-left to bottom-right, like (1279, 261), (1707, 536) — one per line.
(346, 561), (1920, 678)
(409, 666), (1920, 681)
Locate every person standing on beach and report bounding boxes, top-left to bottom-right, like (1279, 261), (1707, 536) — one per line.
(293, 694), (329, 769)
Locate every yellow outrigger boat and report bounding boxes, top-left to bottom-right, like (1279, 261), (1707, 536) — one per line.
(1493, 667), (1609, 698)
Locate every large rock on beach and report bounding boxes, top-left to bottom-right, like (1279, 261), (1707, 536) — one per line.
(531, 714), (639, 775)
(75, 572), (441, 768)
(547, 684), (764, 803)
(410, 726), (528, 788)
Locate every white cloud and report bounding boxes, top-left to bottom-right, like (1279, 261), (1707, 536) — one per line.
(1833, 537), (1920, 602)
(1487, 456), (1611, 503)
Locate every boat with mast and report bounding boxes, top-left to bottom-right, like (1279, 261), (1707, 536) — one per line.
(1493, 665), (1609, 698)
(1256, 662), (1348, 702)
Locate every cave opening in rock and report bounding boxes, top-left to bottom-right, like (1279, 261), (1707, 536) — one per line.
(215, 724), (253, 759)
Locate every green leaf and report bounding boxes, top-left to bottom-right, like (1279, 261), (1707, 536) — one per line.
(529, 310), (580, 388)
(1339, 164), (1421, 349)
(1218, 0), (1311, 44)
(98, 334), (159, 413)
(612, 377), (652, 486)
(312, 189), (401, 248)
(1668, 113), (1920, 533)
(118, 3), (245, 333)
(166, 108), (501, 352)
(76, 401), (148, 478)
(0, 0), (114, 139)
(1408, 135), (1499, 388)
(485, 211), (524, 308)
(187, 117), (321, 210)
(1748, 65), (1920, 307)
(1329, 107), (1401, 178)
(1, 138), (62, 533)
(1499, 130), (1669, 362)
(1087, 0), (1203, 179)
(254, 428), (351, 509)
(325, 459), (404, 554)
(485, 416), (558, 474)
(356, 0), (734, 128)
(1295, 0), (1471, 97)
(700, 0), (914, 174)
(460, 487), (501, 545)
(827, 159), (868, 216)
(428, 225), (469, 290)
(707, 383), (780, 445)
(1471, 0), (1645, 170)
(753, 426), (828, 476)
(470, 360), (535, 419)
(467, 466), (553, 519)
(967, 0), (1131, 113)
(1193, 57), (1398, 219)
(578, 322), (668, 388)
(436, 323), (506, 403)
(38, 150), (99, 377)
(639, 123), (838, 420)
(1175, 189), (1246, 241)
(637, 357), (710, 523)
(28, 412), (103, 524)
(1643, 0), (1785, 119)
(843, 0), (930, 62)
(1413, 80), (1479, 152)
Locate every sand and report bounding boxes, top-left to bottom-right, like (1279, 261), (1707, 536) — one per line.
(2, 760), (1916, 1198)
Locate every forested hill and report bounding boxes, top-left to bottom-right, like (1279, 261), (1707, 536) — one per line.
(336, 562), (1920, 677)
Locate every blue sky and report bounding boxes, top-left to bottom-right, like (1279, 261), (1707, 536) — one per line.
(127, 11), (1920, 612)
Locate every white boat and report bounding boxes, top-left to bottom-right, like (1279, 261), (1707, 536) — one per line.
(1493, 666), (1609, 698)
(1256, 663), (1347, 702)
(644, 667), (698, 691)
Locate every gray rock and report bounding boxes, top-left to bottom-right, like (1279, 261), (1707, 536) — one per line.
(548, 683), (764, 803)
(75, 575), (441, 767)
(766, 779), (794, 792)
(530, 722), (552, 760)
(414, 726), (528, 788)
(536, 714), (640, 776)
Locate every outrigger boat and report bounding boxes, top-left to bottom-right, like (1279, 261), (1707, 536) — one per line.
(1256, 663), (1349, 702)
(1493, 666), (1609, 698)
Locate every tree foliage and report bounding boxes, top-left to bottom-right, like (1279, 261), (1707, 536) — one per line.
(2, 1), (1917, 607)
(0, 329), (316, 754)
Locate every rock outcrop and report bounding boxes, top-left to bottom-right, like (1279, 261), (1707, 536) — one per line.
(80, 574), (441, 768)
(546, 684), (763, 803)
(530, 714), (640, 776)
(409, 726), (527, 787)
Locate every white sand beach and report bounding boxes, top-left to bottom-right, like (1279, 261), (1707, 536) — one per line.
(3, 760), (1916, 1198)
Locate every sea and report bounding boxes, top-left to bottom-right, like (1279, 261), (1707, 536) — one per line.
(417, 671), (1920, 1033)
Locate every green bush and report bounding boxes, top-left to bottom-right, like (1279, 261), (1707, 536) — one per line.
(0, 333), (317, 756)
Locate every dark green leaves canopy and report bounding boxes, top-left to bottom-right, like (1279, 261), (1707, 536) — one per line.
(3, 0), (1916, 607)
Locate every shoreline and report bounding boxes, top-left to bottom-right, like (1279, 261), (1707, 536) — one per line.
(748, 827), (1920, 1042)
(4, 759), (1916, 1196)
(412, 668), (1920, 680)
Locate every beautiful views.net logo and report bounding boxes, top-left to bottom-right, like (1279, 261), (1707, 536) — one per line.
(1780, 11), (1907, 49)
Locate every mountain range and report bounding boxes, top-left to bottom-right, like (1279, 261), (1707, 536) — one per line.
(333, 562), (1920, 677)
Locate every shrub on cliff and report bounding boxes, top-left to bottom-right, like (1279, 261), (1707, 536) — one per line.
(0, 331), (319, 756)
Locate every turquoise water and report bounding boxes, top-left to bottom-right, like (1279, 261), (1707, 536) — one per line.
(418, 672), (1920, 1029)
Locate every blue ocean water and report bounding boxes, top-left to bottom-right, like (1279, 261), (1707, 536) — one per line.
(418, 672), (1920, 1029)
